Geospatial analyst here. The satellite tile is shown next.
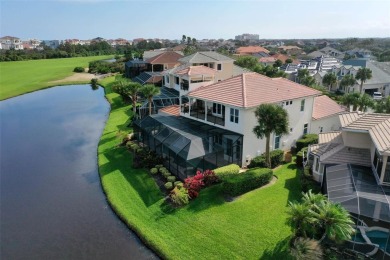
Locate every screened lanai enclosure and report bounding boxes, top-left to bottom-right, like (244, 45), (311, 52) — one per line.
(325, 164), (390, 259)
(138, 87), (184, 118)
(134, 115), (243, 180)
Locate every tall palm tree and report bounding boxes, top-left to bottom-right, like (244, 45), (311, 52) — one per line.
(322, 73), (337, 91)
(140, 84), (160, 116)
(253, 104), (289, 167)
(297, 69), (309, 83)
(111, 78), (132, 103)
(127, 82), (142, 117)
(357, 93), (375, 112)
(356, 67), (372, 94)
(339, 74), (356, 93)
(311, 201), (355, 243)
(375, 96), (390, 113)
(341, 92), (360, 111)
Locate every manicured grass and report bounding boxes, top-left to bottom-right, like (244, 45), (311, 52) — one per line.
(98, 83), (302, 259)
(0, 55), (113, 100)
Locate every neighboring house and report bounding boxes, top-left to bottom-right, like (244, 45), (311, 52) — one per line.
(278, 45), (303, 55)
(272, 53), (300, 65)
(307, 46), (344, 59)
(310, 95), (345, 134)
(309, 112), (390, 225)
(0, 36), (23, 50)
(135, 72), (321, 178)
(143, 50), (183, 60)
(43, 40), (61, 49)
(343, 59), (390, 96)
(235, 46), (269, 56)
(346, 48), (372, 59)
(258, 56), (277, 66)
(316, 55), (342, 72)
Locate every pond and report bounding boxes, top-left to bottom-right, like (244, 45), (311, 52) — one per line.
(0, 85), (156, 259)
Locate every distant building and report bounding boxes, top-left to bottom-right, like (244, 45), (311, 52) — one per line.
(234, 33), (259, 41)
(235, 45), (269, 56)
(278, 45), (303, 55)
(43, 40), (61, 49)
(0, 36), (23, 50)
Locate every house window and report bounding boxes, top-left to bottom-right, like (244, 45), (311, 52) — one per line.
(290, 100), (293, 105)
(300, 99), (305, 111)
(213, 134), (223, 145)
(303, 123), (308, 134)
(230, 108), (239, 123)
(213, 103), (223, 115)
(226, 139), (233, 156)
(175, 76), (179, 85)
(274, 135), (280, 149)
(165, 75), (169, 84)
(217, 64), (222, 71)
(290, 128), (293, 133)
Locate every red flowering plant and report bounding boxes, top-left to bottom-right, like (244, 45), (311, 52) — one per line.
(202, 169), (219, 186)
(184, 171), (204, 199)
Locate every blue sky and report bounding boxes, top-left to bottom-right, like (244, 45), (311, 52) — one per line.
(1, 0), (389, 40)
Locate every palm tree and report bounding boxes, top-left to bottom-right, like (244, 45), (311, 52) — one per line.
(341, 92), (360, 111)
(357, 93), (375, 112)
(111, 78), (132, 103)
(140, 84), (160, 116)
(253, 104), (289, 168)
(301, 76), (316, 87)
(297, 69), (309, 83)
(339, 74), (356, 93)
(311, 201), (355, 243)
(322, 73), (337, 91)
(287, 202), (313, 238)
(127, 82), (142, 117)
(290, 237), (323, 260)
(356, 68), (372, 94)
(375, 96), (390, 113)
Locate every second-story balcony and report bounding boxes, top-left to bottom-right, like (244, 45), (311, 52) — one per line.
(180, 81), (189, 91)
(188, 99), (225, 126)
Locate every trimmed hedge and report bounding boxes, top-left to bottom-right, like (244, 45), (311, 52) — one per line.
(167, 176), (176, 182)
(248, 149), (284, 169)
(214, 164), (240, 179)
(221, 168), (273, 196)
(296, 147), (308, 167)
(73, 66), (84, 73)
(150, 168), (158, 174)
(164, 182), (173, 190)
(296, 134), (318, 151)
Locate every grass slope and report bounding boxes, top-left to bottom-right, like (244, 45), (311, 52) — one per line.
(0, 55), (113, 100)
(98, 79), (301, 259)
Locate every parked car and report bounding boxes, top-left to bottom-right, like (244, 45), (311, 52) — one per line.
(373, 92), (383, 100)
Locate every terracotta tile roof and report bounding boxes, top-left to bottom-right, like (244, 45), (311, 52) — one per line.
(146, 51), (183, 64)
(271, 53), (300, 64)
(339, 112), (390, 154)
(312, 95), (346, 120)
(158, 105), (180, 116)
(179, 52), (234, 63)
(236, 46), (270, 55)
(175, 65), (217, 76)
(259, 57), (277, 63)
(187, 72), (321, 108)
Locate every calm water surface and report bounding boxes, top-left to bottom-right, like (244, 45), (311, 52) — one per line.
(0, 85), (156, 259)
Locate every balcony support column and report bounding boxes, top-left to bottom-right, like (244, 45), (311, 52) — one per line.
(380, 155), (388, 184)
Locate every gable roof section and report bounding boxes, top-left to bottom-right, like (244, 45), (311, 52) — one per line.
(236, 46), (270, 54)
(146, 51), (183, 64)
(312, 95), (346, 120)
(175, 65), (217, 76)
(179, 51), (234, 63)
(187, 72), (320, 108)
(340, 112), (390, 154)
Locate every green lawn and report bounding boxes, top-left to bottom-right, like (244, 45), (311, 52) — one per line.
(98, 80), (302, 259)
(0, 55), (113, 100)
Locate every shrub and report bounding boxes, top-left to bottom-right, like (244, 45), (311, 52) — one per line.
(296, 134), (318, 151)
(214, 164), (240, 180)
(155, 164), (163, 169)
(296, 147), (309, 167)
(174, 181), (183, 188)
(163, 171), (171, 178)
(159, 167), (167, 174)
(184, 172), (204, 199)
(73, 66), (84, 73)
(164, 182), (173, 190)
(167, 176), (176, 182)
(248, 149), (284, 169)
(150, 168), (158, 174)
(202, 169), (219, 186)
(170, 186), (189, 206)
(221, 168), (273, 196)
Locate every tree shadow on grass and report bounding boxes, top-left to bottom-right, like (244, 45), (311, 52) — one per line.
(186, 184), (226, 213)
(261, 236), (292, 260)
(284, 164), (303, 205)
(100, 147), (163, 207)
